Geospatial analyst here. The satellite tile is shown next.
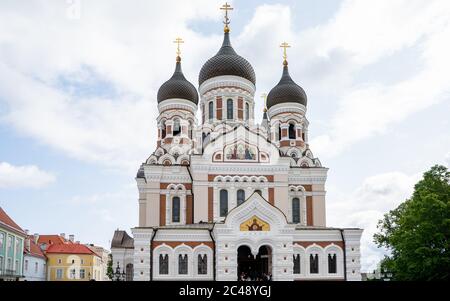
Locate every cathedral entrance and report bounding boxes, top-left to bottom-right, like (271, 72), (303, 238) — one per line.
(237, 245), (272, 281)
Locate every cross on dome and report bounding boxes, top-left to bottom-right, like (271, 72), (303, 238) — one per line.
(280, 42), (291, 65)
(173, 37), (184, 62)
(220, 2), (234, 33)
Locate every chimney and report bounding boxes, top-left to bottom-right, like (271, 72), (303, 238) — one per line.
(25, 237), (31, 251)
(33, 233), (39, 244)
(69, 234), (75, 242)
(25, 229), (29, 235)
(60, 233), (66, 239)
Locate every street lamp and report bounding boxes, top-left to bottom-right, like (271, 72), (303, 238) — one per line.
(380, 268), (393, 281)
(113, 262), (126, 281)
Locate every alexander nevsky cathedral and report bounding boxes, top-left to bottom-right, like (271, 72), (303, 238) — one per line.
(111, 3), (363, 281)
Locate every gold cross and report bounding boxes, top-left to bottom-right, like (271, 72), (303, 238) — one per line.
(220, 2), (234, 32)
(280, 42), (291, 62)
(173, 37), (184, 57)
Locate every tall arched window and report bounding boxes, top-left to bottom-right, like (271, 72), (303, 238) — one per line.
(237, 189), (245, 206)
(310, 254), (319, 274)
(208, 101), (214, 121)
(178, 254), (188, 275)
(293, 254), (301, 274)
(172, 197), (180, 223)
(278, 125), (282, 141)
(161, 121), (166, 139)
(227, 99), (233, 120)
(245, 102), (249, 121)
(198, 254), (207, 275)
(289, 123), (296, 139)
(328, 254), (337, 274)
(173, 119), (181, 136)
(159, 254), (169, 275)
(220, 189), (228, 217)
(292, 198), (300, 223)
(188, 121), (193, 139)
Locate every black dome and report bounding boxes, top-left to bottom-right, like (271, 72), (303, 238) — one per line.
(199, 32), (256, 86)
(157, 58), (199, 104)
(266, 63), (307, 109)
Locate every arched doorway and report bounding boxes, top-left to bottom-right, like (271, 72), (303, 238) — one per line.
(237, 245), (272, 281)
(125, 263), (133, 281)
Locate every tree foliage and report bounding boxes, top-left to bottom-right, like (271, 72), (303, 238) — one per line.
(374, 165), (450, 281)
(107, 253), (114, 280)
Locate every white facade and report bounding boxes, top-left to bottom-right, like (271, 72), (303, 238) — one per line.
(111, 10), (363, 281)
(23, 254), (46, 281)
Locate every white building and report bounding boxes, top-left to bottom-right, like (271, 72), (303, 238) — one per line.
(111, 4), (363, 281)
(23, 235), (47, 281)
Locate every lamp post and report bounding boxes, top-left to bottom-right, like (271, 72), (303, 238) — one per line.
(380, 268), (393, 281)
(113, 262), (126, 281)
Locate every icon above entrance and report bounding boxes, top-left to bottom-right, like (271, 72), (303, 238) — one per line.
(240, 216), (270, 231)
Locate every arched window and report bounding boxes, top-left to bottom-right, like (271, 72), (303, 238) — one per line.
(198, 254), (207, 275)
(293, 254), (301, 274)
(255, 190), (262, 196)
(172, 197), (180, 223)
(227, 99), (233, 120)
(278, 125), (282, 141)
(237, 189), (245, 206)
(220, 189), (228, 217)
(161, 121), (166, 139)
(328, 254), (337, 274)
(178, 254), (188, 275)
(245, 102), (249, 121)
(188, 121), (193, 139)
(159, 254), (169, 275)
(208, 102), (214, 121)
(292, 198), (300, 224)
(126, 263), (133, 281)
(173, 119), (181, 136)
(289, 123), (296, 139)
(310, 254), (319, 274)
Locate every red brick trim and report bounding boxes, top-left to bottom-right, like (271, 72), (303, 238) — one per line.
(306, 196), (313, 226)
(294, 241), (344, 249)
(152, 241), (214, 249)
(208, 187), (213, 222)
(160, 195), (166, 226)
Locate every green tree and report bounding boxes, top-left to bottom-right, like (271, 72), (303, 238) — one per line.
(107, 253), (114, 280)
(374, 165), (450, 281)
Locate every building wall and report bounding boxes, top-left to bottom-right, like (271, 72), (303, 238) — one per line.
(23, 254), (46, 281)
(46, 253), (101, 281)
(0, 228), (25, 279)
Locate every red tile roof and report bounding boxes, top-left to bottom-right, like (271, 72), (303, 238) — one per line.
(0, 207), (26, 235)
(46, 243), (99, 257)
(37, 235), (71, 246)
(24, 236), (46, 259)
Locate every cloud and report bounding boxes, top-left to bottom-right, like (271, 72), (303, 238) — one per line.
(0, 162), (56, 189)
(0, 0), (220, 171)
(304, 0), (450, 157)
(327, 171), (422, 271)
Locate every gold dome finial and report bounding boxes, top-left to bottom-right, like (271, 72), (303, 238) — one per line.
(221, 2), (234, 33)
(173, 37), (184, 62)
(280, 42), (291, 65)
(261, 93), (268, 112)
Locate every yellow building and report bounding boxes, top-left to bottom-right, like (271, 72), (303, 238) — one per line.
(45, 243), (102, 281)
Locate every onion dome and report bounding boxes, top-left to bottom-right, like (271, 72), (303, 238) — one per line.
(157, 56), (199, 104)
(266, 61), (307, 109)
(199, 32), (256, 86)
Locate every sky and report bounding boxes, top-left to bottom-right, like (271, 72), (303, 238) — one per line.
(0, 0), (449, 272)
